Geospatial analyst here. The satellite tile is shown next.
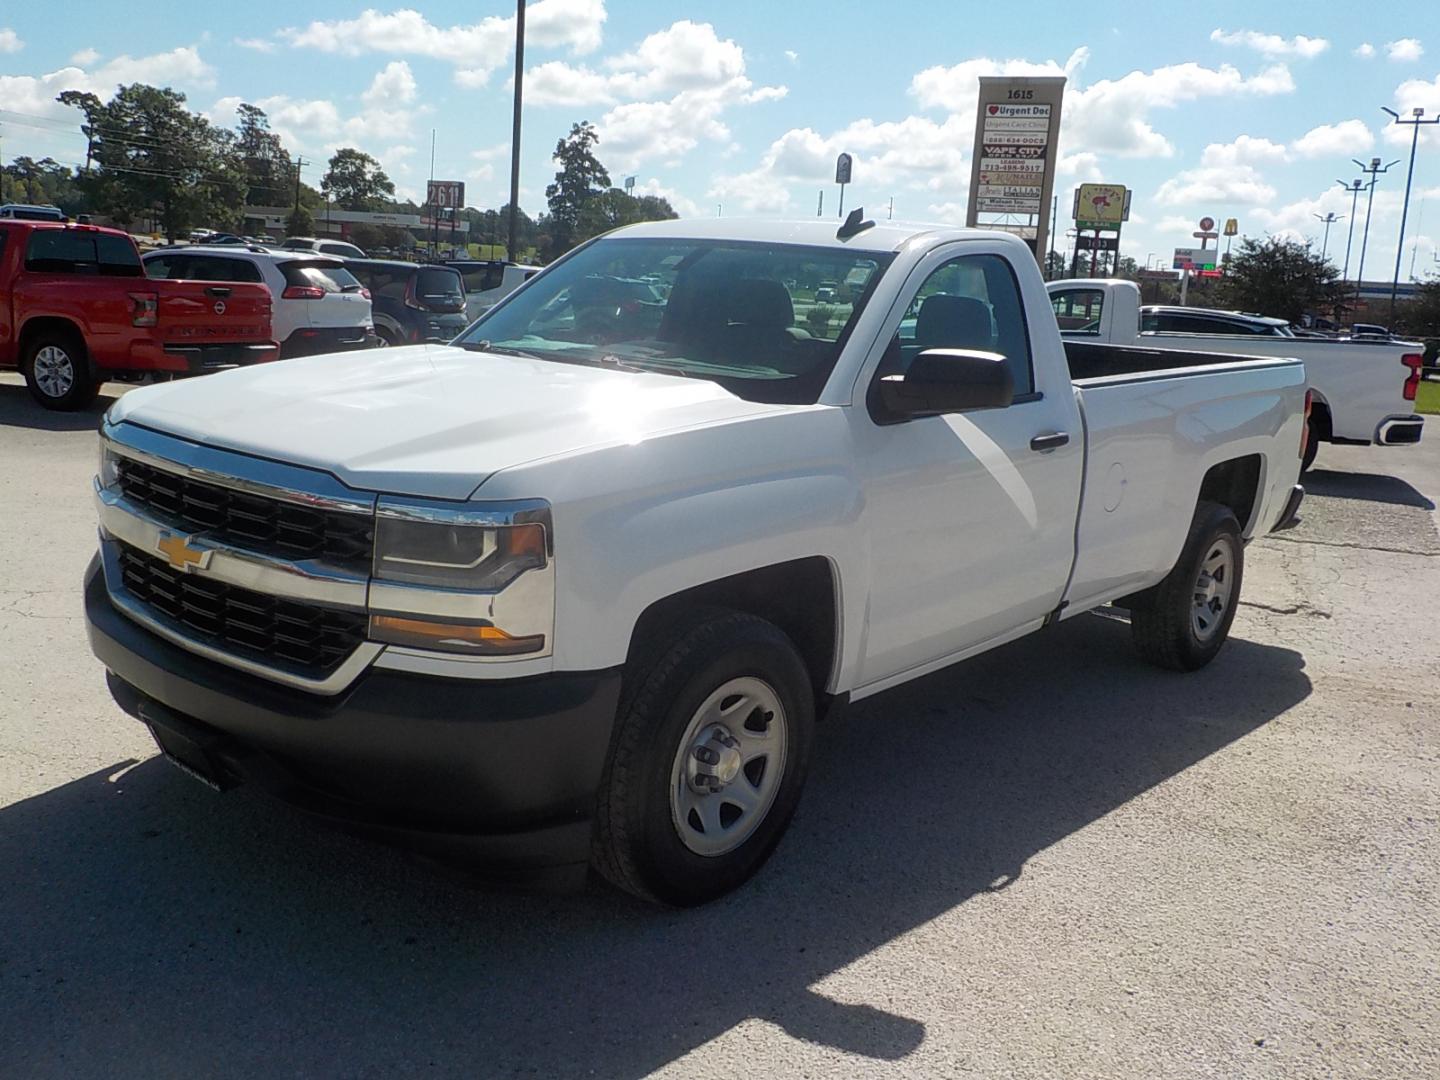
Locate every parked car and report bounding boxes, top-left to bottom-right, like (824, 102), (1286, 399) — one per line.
(446, 259), (540, 321)
(0, 203), (67, 222)
(87, 218), (1308, 904)
(143, 246), (373, 358)
(1049, 279), (1424, 471)
(281, 236), (368, 259)
(0, 220), (277, 409)
(344, 259), (468, 346)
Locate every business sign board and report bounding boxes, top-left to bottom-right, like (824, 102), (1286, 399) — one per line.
(835, 153), (853, 185)
(427, 180), (465, 209)
(1172, 247), (1218, 272)
(1075, 234), (1119, 252)
(966, 76), (1066, 265)
(1223, 218), (1239, 237)
(1073, 183), (1130, 230)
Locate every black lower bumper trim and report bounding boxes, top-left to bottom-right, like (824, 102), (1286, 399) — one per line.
(86, 556), (621, 871)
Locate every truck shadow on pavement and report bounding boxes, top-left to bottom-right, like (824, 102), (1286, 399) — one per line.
(0, 616), (1310, 1078)
(0, 382), (121, 432)
(1304, 466), (1434, 509)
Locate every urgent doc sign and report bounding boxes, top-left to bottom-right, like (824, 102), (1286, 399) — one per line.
(966, 76), (1066, 265)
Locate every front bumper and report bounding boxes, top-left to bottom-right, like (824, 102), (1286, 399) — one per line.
(85, 556), (621, 874)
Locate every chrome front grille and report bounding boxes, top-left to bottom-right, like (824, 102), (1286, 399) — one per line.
(115, 456), (373, 572)
(117, 542), (368, 678)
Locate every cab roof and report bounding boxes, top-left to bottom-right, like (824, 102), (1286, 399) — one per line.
(608, 216), (1024, 253)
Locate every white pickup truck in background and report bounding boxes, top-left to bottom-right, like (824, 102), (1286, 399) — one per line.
(1048, 278), (1425, 471)
(87, 218), (1307, 905)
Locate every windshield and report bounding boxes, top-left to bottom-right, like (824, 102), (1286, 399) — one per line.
(455, 236), (893, 404)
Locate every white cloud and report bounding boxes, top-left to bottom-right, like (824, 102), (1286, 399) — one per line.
(1354, 43), (1375, 59)
(281, 0), (605, 88)
(70, 47), (100, 66)
(526, 61), (617, 107)
(1064, 62), (1295, 158)
(784, 50), (798, 64)
(361, 60), (418, 106)
(0, 28), (22, 53)
(1387, 73), (1440, 148)
(1200, 134), (1289, 167)
(1209, 28), (1329, 58)
(630, 177), (701, 217)
(1386, 38), (1423, 62)
(1291, 119), (1373, 158)
(1155, 165), (1277, 207)
(210, 84), (423, 158)
(235, 37), (277, 54)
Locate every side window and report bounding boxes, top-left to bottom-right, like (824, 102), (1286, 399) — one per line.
(1050, 288), (1104, 332)
(886, 253), (1034, 396)
(145, 256), (172, 279)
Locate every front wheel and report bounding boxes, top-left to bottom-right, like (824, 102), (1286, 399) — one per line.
(23, 334), (99, 411)
(592, 611), (815, 905)
(1129, 501), (1244, 671)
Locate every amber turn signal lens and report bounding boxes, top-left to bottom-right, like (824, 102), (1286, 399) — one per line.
(370, 615), (545, 656)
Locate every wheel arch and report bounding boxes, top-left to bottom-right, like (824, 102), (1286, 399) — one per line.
(625, 556), (842, 706)
(1197, 454), (1263, 535)
(1307, 394), (1334, 443)
(18, 315), (88, 359)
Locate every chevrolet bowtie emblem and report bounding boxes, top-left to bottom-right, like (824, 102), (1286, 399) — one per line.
(156, 532), (212, 573)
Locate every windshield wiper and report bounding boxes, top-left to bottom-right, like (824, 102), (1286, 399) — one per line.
(457, 340), (552, 362)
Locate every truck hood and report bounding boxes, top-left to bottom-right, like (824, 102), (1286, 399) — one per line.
(108, 344), (784, 499)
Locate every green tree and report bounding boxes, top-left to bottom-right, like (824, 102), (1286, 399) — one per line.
(285, 205), (314, 237)
(1393, 277), (1440, 348)
(235, 103), (293, 207)
(544, 121), (609, 258)
(58, 83), (242, 238)
(1216, 236), (1346, 323)
(321, 148), (395, 211)
(575, 187), (679, 244)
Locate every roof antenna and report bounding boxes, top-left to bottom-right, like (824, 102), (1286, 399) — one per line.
(836, 207), (875, 241)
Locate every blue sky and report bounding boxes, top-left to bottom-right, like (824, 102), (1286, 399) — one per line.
(2, 1), (1438, 278)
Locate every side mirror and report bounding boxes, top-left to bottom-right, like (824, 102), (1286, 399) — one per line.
(875, 348), (1015, 421)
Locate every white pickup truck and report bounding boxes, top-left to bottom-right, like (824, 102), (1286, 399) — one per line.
(86, 218), (1308, 905)
(1048, 279), (1425, 470)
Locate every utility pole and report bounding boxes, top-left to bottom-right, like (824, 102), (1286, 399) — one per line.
(293, 157), (307, 216)
(816, 190), (823, 217)
(507, 0), (526, 263)
(1313, 212), (1341, 262)
(1381, 106), (1440, 325)
(1353, 156), (1397, 303)
(1335, 178), (1365, 281)
(1047, 194), (1058, 278)
(888, 195), (894, 221)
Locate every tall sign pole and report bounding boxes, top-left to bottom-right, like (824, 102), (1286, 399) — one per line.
(507, 0), (526, 263)
(1353, 157), (1396, 301)
(966, 76), (1066, 267)
(1335, 180), (1363, 281)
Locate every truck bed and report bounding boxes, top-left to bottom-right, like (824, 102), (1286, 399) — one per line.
(1063, 339), (1295, 382)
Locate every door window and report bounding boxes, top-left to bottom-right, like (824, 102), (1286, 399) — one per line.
(886, 253), (1034, 395)
(174, 255), (264, 283)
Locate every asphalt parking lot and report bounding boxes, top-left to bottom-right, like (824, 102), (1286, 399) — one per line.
(1, 371), (1437, 1079)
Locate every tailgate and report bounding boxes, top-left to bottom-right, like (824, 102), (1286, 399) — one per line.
(156, 282), (272, 343)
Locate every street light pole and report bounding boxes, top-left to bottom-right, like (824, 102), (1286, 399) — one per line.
(1381, 106), (1440, 325)
(1312, 212), (1341, 262)
(1335, 179), (1365, 281)
(506, 0), (526, 263)
(1352, 156), (1398, 303)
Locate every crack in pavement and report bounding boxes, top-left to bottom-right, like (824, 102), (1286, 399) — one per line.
(1240, 600), (1333, 618)
(1263, 534), (1440, 558)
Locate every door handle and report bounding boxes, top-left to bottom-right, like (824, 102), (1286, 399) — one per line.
(1030, 431), (1070, 452)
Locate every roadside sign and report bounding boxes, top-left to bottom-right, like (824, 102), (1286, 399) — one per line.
(1199, 216), (1215, 232)
(1192, 231), (1219, 240)
(1075, 234), (1119, 252)
(967, 75), (1066, 263)
(835, 153), (853, 185)
(1173, 247), (1218, 271)
(1074, 182), (1129, 230)
(427, 180), (465, 209)
(1223, 218), (1239, 237)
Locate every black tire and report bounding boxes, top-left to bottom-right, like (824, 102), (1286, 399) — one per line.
(592, 610), (815, 906)
(1300, 417), (1319, 473)
(1129, 501), (1244, 672)
(22, 332), (99, 411)
(374, 328), (397, 347)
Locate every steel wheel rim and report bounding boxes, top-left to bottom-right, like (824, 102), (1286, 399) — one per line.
(33, 345), (75, 398)
(1192, 537), (1235, 641)
(669, 676), (788, 858)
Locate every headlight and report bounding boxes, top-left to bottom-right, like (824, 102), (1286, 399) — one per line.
(368, 499), (554, 658)
(98, 441), (120, 488)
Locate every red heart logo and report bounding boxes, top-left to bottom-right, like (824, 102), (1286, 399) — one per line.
(988, 105), (999, 115)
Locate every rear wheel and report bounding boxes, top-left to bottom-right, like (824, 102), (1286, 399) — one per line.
(1129, 501), (1243, 672)
(23, 333), (98, 411)
(592, 611), (815, 906)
